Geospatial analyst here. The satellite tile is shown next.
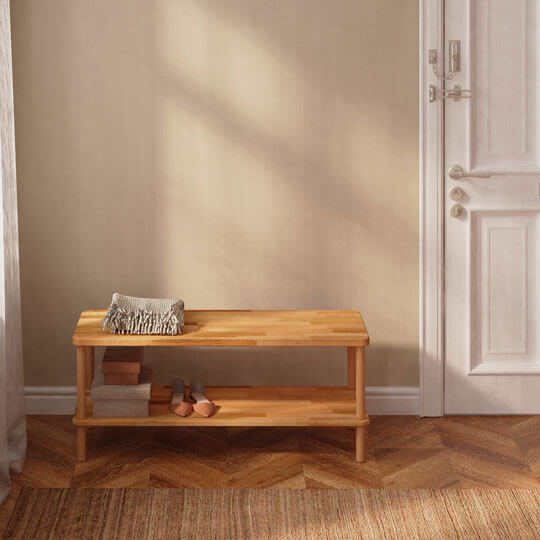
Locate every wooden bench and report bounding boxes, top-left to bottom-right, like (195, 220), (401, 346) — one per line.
(72, 309), (370, 462)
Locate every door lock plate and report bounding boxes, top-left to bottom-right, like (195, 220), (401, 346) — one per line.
(430, 84), (472, 103)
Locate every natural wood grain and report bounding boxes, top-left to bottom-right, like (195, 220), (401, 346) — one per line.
(355, 347), (366, 461)
(75, 347), (86, 419)
(73, 386), (369, 428)
(2, 412), (540, 526)
(509, 416), (540, 478)
(84, 347), (94, 390)
(347, 347), (355, 389)
(72, 310), (370, 347)
(299, 428), (381, 488)
(76, 346), (88, 460)
(356, 427), (366, 462)
(72, 310), (370, 461)
(77, 427), (86, 462)
(355, 347), (366, 419)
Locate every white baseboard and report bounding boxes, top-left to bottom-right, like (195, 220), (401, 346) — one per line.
(365, 386), (419, 415)
(25, 386), (78, 415)
(24, 385), (419, 416)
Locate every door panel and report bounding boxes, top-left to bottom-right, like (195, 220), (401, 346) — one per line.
(473, 0), (539, 169)
(445, 0), (540, 413)
(471, 210), (539, 373)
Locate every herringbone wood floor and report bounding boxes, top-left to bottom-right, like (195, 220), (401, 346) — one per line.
(1, 415), (540, 534)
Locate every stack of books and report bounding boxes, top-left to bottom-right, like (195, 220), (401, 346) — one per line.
(102, 346), (144, 384)
(91, 347), (152, 418)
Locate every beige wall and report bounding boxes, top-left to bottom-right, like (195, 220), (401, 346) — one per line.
(11, 0), (419, 387)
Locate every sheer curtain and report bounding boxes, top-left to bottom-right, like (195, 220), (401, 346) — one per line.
(0, 0), (26, 505)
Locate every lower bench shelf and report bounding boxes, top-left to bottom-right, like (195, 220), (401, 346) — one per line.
(72, 310), (370, 462)
(73, 386), (369, 428)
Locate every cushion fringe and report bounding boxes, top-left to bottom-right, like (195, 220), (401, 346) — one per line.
(102, 296), (184, 335)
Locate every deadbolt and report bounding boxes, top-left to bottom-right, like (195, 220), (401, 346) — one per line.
(450, 187), (464, 201)
(449, 204), (463, 217)
(449, 40), (460, 74)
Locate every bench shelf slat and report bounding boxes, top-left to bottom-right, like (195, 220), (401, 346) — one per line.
(73, 385), (369, 428)
(72, 310), (369, 347)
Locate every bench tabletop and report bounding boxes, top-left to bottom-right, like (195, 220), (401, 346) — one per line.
(72, 309), (369, 347)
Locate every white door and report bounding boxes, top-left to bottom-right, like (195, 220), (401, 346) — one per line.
(445, 0), (540, 413)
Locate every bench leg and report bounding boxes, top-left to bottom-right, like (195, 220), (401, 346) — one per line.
(76, 346), (88, 462)
(76, 346), (87, 418)
(85, 346), (95, 390)
(347, 347), (356, 389)
(355, 347), (366, 462)
(77, 426), (87, 462)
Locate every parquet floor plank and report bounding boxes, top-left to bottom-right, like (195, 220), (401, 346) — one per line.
(151, 426), (229, 488)
(2, 414), (539, 512)
(226, 428), (306, 488)
(18, 416), (75, 488)
(508, 416), (540, 479)
(376, 447), (458, 488)
(368, 416), (445, 449)
(437, 416), (540, 488)
(298, 428), (382, 488)
(150, 428), (229, 488)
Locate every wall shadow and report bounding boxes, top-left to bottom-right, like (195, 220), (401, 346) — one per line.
(11, 0), (419, 388)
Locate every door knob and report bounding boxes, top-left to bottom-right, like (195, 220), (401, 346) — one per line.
(448, 165), (491, 180)
(449, 204), (463, 217)
(450, 187), (464, 201)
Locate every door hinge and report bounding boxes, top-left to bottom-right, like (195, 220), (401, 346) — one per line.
(429, 84), (472, 103)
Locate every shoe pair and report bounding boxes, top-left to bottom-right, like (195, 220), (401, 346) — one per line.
(169, 378), (217, 418)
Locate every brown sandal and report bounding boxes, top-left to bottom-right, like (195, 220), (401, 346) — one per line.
(169, 379), (193, 417)
(189, 379), (217, 417)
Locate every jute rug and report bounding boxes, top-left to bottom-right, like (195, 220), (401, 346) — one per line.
(4, 488), (540, 539)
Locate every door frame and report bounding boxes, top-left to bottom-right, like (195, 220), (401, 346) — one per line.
(419, 0), (445, 416)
